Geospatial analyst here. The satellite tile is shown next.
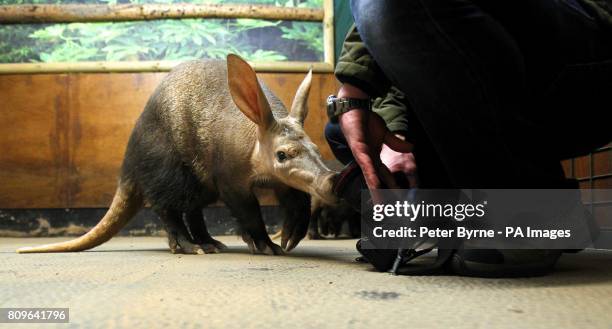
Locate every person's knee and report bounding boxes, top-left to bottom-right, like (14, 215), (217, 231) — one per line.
(324, 122), (344, 145)
(324, 122), (355, 164)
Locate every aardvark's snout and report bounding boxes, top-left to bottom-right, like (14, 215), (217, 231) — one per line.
(314, 172), (338, 205)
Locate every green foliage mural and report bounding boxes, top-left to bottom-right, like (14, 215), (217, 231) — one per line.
(0, 0), (324, 63)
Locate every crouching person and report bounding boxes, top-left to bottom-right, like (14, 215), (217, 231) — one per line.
(326, 0), (612, 277)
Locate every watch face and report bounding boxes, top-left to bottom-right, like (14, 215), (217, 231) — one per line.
(326, 96), (336, 120)
(327, 95), (336, 105)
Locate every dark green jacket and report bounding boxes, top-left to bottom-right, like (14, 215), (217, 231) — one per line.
(335, 25), (410, 134)
(371, 87), (409, 134)
(335, 25), (390, 97)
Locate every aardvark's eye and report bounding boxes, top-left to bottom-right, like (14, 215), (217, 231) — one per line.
(276, 151), (287, 162)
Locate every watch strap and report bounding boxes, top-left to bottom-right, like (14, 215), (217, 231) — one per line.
(327, 96), (371, 123)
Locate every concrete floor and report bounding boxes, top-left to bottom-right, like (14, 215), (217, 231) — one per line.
(1, 237), (612, 329)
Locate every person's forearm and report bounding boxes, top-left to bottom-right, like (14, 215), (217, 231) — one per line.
(338, 83), (369, 100)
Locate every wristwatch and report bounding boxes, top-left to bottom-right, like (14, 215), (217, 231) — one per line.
(326, 95), (371, 123)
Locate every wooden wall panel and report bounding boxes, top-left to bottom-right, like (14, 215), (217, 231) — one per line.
(593, 150), (611, 177)
(0, 75), (69, 207)
(1, 71), (609, 211)
(0, 72), (339, 209)
(562, 145), (612, 188)
(562, 145), (612, 230)
(70, 73), (166, 207)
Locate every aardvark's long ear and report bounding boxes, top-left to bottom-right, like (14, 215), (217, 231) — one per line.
(227, 54), (275, 129)
(289, 68), (312, 125)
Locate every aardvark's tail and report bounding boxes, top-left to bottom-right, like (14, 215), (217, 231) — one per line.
(17, 181), (143, 253)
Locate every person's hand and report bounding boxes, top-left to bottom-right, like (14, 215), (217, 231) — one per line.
(337, 84), (413, 191)
(380, 136), (417, 188)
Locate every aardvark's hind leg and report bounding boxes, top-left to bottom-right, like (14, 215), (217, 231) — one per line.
(184, 208), (227, 253)
(158, 208), (205, 255)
